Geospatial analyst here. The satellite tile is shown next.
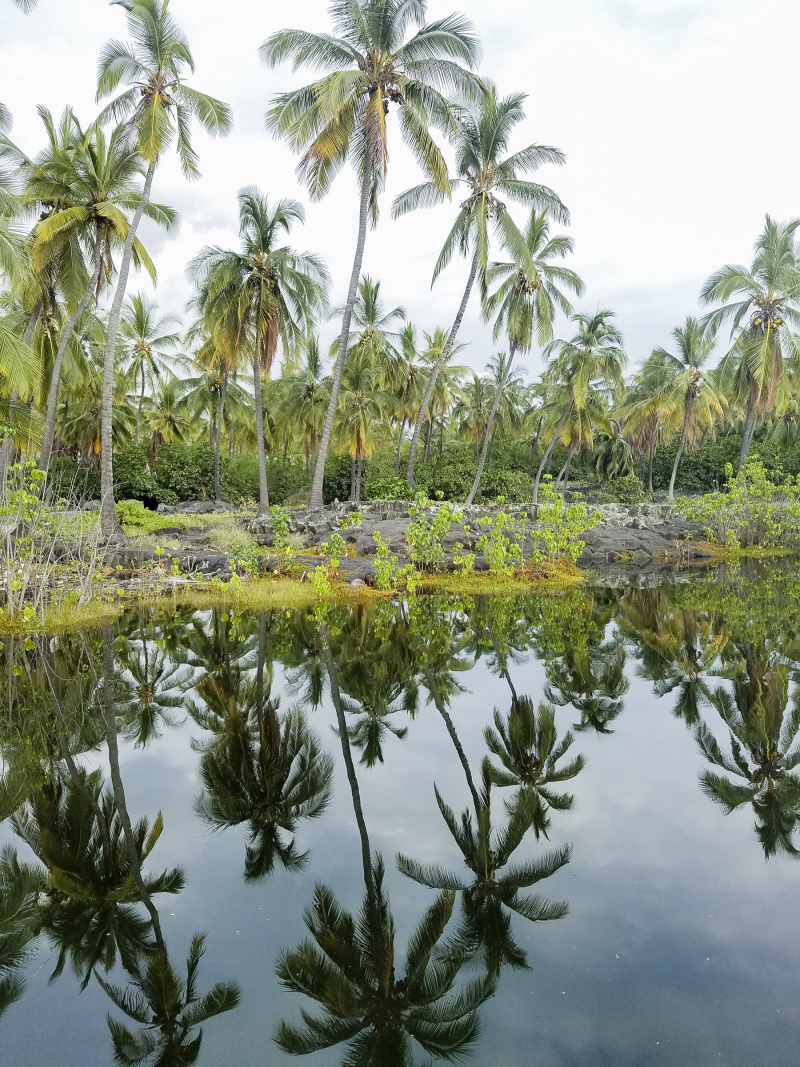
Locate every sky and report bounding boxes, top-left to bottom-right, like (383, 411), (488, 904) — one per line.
(4, 0), (800, 382)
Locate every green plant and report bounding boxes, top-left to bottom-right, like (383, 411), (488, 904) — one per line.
(677, 458), (800, 548)
(599, 475), (651, 504)
(475, 510), (524, 576)
(372, 531), (398, 590)
(363, 476), (410, 501)
(405, 495), (463, 571)
(530, 479), (596, 564)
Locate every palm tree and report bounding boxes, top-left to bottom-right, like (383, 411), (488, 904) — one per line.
(143, 375), (195, 460)
(651, 317), (725, 498)
(397, 766), (571, 976)
(0, 845), (42, 1021)
(454, 372), (493, 458)
(281, 335), (330, 469)
(533, 311), (626, 503)
(95, 0), (232, 539)
(334, 355), (390, 501)
(262, 0), (481, 507)
(695, 639), (800, 858)
(97, 933), (240, 1066)
(620, 351), (680, 492)
(484, 696), (586, 840)
(28, 116), (177, 471)
(188, 189), (328, 516)
(545, 636), (629, 735)
(395, 83), (569, 487)
(118, 293), (182, 446)
(464, 210), (583, 503)
(335, 274), (406, 389)
(116, 628), (192, 746)
(701, 215), (800, 469)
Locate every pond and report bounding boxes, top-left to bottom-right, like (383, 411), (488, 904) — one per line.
(2, 561), (800, 1066)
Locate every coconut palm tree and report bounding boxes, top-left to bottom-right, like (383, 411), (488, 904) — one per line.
(262, 0), (481, 507)
(395, 83), (570, 487)
(281, 335), (330, 469)
(620, 351), (680, 492)
(335, 274), (406, 389)
(651, 317), (725, 498)
(701, 215), (800, 469)
(97, 933), (241, 1067)
(95, 0), (232, 539)
(116, 627), (192, 747)
(0, 845), (42, 1021)
(464, 210), (583, 502)
(545, 635), (629, 735)
(454, 372), (493, 458)
(334, 355), (391, 501)
(28, 116), (177, 471)
(188, 189), (328, 516)
(145, 376), (195, 460)
(533, 311), (626, 503)
(118, 293), (182, 446)
(484, 696), (585, 840)
(397, 765), (571, 976)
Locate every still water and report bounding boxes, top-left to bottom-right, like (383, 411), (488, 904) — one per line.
(2, 564), (800, 1066)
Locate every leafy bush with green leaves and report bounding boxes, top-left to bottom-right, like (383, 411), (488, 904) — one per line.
(406, 495), (463, 570)
(599, 475), (650, 504)
(677, 458), (800, 548)
(531, 480), (597, 563)
(363, 476), (410, 501)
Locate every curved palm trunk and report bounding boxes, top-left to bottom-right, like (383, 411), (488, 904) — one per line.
(738, 387), (756, 471)
(669, 392), (693, 500)
(648, 418), (656, 493)
(406, 250), (479, 488)
(319, 625), (377, 920)
(465, 342), (517, 504)
(528, 414), (543, 476)
(533, 399), (573, 505)
(214, 367), (228, 502)
(561, 441), (576, 495)
(309, 169), (372, 507)
(135, 365), (145, 447)
(252, 357), (270, 516)
(40, 228), (103, 472)
(100, 624), (165, 952)
(422, 664), (481, 820)
(100, 160), (157, 542)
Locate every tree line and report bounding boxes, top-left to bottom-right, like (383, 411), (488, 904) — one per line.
(2, 0), (799, 538)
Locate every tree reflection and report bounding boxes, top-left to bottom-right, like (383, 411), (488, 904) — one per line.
(545, 633), (628, 734)
(696, 638), (800, 858)
(484, 697), (585, 839)
(0, 846), (42, 1020)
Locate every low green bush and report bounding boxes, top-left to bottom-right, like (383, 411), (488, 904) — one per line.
(363, 475), (410, 501)
(599, 475), (650, 504)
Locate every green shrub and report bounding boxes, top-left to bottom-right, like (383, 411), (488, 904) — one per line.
(599, 475), (650, 504)
(363, 475), (410, 501)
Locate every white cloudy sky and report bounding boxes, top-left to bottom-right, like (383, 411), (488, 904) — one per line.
(5, 0), (799, 380)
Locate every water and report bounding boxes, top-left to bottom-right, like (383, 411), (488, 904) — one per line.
(2, 563), (800, 1066)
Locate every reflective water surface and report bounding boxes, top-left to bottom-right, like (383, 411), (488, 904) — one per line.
(2, 562), (800, 1066)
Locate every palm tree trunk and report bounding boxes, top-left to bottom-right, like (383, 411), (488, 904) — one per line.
(562, 441), (575, 494)
(0, 306), (41, 492)
(738, 387), (756, 470)
(356, 454), (363, 502)
(281, 439), (288, 478)
(528, 414), (543, 477)
(422, 664), (481, 820)
(135, 364), (145, 447)
(100, 625), (165, 953)
(349, 455), (356, 501)
(252, 356), (270, 516)
(648, 420), (656, 493)
(214, 367), (227, 502)
(99, 160), (156, 540)
(533, 400), (573, 505)
(465, 342), (517, 505)
(669, 393), (693, 500)
(393, 417), (405, 476)
(406, 249), (479, 488)
(319, 625), (377, 920)
(40, 229), (104, 472)
(487, 427), (496, 465)
(54, 400), (68, 458)
(439, 414), (444, 455)
(309, 168), (372, 508)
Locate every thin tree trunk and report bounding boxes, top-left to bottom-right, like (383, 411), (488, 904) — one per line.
(40, 229), (103, 472)
(486, 427), (496, 465)
(422, 665), (481, 820)
(281, 439), (288, 478)
(648, 423), (655, 493)
(356, 454), (363, 502)
(309, 168), (372, 507)
(439, 414), (444, 455)
(406, 249), (479, 488)
(669, 393), (693, 499)
(533, 400), (573, 505)
(100, 625), (165, 952)
(738, 387), (756, 470)
(214, 367), (227, 502)
(423, 407), (433, 463)
(349, 455), (356, 501)
(394, 417), (405, 476)
(528, 413), (543, 477)
(465, 343), (517, 505)
(0, 307), (41, 491)
(252, 356), (269, 517)
(562, 441), (575, 495)
(319, 625), (377, 920)
(135, 364), (144, 447)
(54, 400), (68, 459)
(100, 160), (156, 540)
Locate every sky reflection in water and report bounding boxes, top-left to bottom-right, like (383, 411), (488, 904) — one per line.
(2, 562), (800, 1066)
